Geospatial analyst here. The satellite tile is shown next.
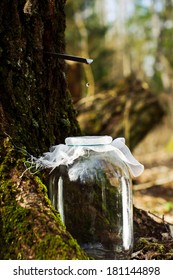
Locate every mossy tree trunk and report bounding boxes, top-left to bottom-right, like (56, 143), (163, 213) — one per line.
(0, 0), (80, 155)
(0, 0), (88, 260)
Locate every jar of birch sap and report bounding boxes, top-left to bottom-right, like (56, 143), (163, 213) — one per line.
(47, 136), (144, 259)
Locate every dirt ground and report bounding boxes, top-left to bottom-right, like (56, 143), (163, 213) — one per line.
(128, 120), (173, 259)
(133, 118), (173, 224)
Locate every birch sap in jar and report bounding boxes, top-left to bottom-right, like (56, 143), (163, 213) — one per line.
(48, 136), (144, 259)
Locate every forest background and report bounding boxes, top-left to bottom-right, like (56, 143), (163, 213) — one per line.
(65, 0), (173, 224)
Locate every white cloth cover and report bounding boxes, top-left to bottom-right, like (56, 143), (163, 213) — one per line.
(30, 136), (144, 177)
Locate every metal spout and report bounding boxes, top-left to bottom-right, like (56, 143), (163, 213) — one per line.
(44, 51), (93, 64)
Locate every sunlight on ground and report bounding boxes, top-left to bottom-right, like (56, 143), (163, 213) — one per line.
(133, 117), (173, 224)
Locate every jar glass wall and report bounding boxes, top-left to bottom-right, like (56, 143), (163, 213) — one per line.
(49, 149), (133, 260)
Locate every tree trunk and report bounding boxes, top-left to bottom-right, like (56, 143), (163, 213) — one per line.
(0, 139), (88, 259)
(0, 0), (80, 155)
(0, 1), (172, 260)
(0, 0), (87, 260)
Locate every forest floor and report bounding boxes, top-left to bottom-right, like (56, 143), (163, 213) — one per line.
(133, 149), (173, 224)
(133, 118), (173, 224)
(131, 121), (173, 259)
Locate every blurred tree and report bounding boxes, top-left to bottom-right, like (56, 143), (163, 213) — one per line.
(126, 0), (173, 145)
(126, 0), (173, 95)
(76, 75), (165, 150)
(152, 0), (173, 93)
(65, 0), (173, 98)
(65, 0), (115, 96)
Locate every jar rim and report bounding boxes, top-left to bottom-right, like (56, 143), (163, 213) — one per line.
(65, 136), (113, 146)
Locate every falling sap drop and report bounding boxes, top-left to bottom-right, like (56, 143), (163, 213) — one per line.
(86, 58), (93, 64)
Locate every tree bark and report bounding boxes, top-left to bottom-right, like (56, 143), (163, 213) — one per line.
(0, 138), (88, 260)
(0, 0), (80, 155)
(0, 0), (87, 260)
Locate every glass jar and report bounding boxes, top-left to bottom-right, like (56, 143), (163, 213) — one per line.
(47, 136), (144, 260)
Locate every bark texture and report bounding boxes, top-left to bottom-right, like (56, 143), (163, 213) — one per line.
(0, 139), (88, 259)
(0, 0), (87, 260)
(0, 0), (80, 156)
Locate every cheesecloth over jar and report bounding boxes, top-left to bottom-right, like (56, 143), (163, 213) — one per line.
(32, 136), (144, 177)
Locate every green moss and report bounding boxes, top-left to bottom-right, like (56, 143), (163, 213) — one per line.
(134, 237), (164, 254)
(0, 148), (34, 259)
(3, 199), (87, 259)
(0, 138), (89, 260)
(35, 234), (89, 260)
(0, 205), (32, 259)
(34, 176), (48, 194)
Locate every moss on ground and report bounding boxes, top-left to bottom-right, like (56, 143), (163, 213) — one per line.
(132, 237), (173, 260)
